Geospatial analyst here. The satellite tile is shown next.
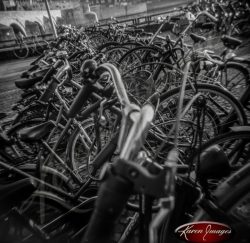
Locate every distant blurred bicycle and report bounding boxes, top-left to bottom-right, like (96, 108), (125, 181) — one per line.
(13, 32), (29, 59)
(29, 35), (49, 55)
(13, 34), (49, 59)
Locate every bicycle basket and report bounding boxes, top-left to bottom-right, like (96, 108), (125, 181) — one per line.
(122, 70), (155, 105)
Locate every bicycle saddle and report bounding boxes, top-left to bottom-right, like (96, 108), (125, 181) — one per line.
(0, 178), (36, 213)
(190, 33), (206, 44)
(19, 120), (55, 142)
(15, 76), (42, 89)
(221, 35), (242, 49)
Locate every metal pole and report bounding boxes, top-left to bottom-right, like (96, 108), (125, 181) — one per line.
(44, 0), (58, 38)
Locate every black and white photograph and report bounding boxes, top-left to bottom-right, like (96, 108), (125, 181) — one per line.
(0, 0), (250, 242)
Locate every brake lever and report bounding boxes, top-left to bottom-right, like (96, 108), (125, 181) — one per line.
(117, 103), (140, 154)
(99, 98), (107, 126)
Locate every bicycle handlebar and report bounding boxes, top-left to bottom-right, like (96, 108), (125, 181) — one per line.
(82, 104), (155, 243)
(182, 10), (218, 36)
(120, 104), (155, 160)
(67, 83), (93, 118)
(96, 63), (130, 107)
(67, 61), (131, 119)
(81, 63), (155, 243)
(39, 59), (67, 102)
(41, 59), (63, 84)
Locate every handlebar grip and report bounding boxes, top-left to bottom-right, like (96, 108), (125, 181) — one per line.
(39, 77), (59, 102)
(67, 83), (92, 118)
(82, 169), (132, 243)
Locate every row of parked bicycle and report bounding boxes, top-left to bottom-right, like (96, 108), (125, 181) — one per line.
(1, 0), (250, 242)
(185, 0), (250, 36)
(13, 0), (250, 59)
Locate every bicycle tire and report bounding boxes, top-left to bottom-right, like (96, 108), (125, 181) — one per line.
(231, 20), (250, 36)
(204, 62), (250, 100)
(13, 42), (29, 59)
(118, 45), (164, 74)
(35, 40), (49, 55)
(187, 129), (250, 168)
(66, 115), (115, 181)
(88, 33), (109, 50)
(119, 41), (143, 49)
(159, 83), (247, 127)
(221, 62), (250, 106)
(97, 41), (119, 52)
(103, 46), (130, 67)
(146, 83), (247, 160)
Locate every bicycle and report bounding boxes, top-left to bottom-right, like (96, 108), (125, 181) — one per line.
(13, 35), (29, 59)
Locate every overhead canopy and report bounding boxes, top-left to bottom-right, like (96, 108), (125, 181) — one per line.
(10, 22), (27, 36)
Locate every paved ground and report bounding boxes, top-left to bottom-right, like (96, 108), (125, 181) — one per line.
(0, 57), (36, 115)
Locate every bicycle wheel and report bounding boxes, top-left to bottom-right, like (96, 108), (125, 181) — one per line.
(35, 40), (49, 55)
(146, 83), (247, 160)
(187, 129), (250, 169)
(103, 46), (130, 67)
(202, 62), (250, 100)
(220, 62), (249, 100)
(120, 41), (143, 49)
(231, 20), (250, 36)
(88, 33), (109, 50)
(97, 41), (119, 52)
(118, 46), (163, 74)
(13, 42), (29, 59)
(66, 113), (116, 181)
